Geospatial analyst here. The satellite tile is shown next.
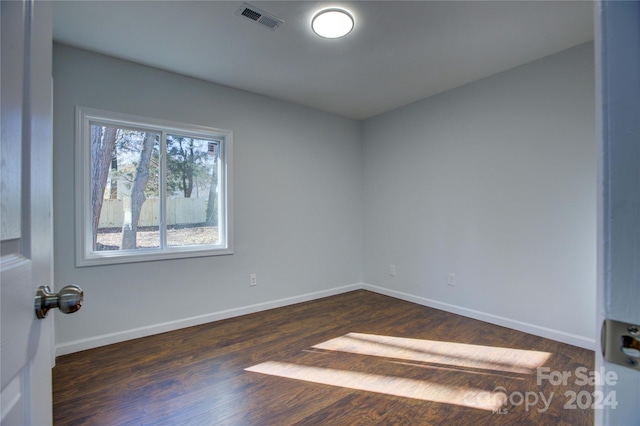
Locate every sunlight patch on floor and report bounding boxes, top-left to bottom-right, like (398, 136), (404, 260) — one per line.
(312, 333), (551, 374)
(245, 361), (505, 411)
(246, 333), (552, 409)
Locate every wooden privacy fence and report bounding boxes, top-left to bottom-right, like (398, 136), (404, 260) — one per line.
(99, 198), (207, 228)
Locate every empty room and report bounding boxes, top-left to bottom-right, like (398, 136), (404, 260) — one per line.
(2, 0), (638, 425)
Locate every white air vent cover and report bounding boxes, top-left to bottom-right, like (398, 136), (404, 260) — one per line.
(235, 3), (284, 30)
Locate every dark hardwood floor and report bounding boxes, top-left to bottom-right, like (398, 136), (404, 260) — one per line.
(53, 290), (594, 425)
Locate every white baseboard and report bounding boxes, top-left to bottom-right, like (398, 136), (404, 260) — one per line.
(362, 283), (596, 351)
(56, 282), (595, 356)
(55, 283), (362, 357)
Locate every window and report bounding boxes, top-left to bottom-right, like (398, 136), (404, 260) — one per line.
(75, 107), (233, 266)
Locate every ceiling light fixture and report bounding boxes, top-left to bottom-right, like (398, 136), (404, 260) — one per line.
(312, 8), (354, 39)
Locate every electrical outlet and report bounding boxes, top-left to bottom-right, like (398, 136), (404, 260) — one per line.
(447, 273), (456, 286)
(389, 264), (396, 277)
(250, 274), (257, 286)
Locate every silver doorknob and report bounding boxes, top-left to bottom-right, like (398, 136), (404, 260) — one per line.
(35, 285), (83, 319)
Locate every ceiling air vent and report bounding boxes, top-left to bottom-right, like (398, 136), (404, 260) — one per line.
(235, 3), (284, 30)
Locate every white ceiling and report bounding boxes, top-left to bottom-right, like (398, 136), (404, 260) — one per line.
(53, 1), (594, 120)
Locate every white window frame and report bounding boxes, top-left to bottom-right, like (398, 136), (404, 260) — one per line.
(75, 106), (234, 266)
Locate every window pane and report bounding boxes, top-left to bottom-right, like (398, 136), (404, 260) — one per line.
(78, 107), (233, 266)
(92, 125), (160, 251)
(166, 135), (220, 247)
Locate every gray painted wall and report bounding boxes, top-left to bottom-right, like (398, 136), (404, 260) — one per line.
(52, 44), (363, 349)
(362, 42), (596, 346)
(53, 41), (596, 352)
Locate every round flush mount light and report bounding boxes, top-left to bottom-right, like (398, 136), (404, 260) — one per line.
(312, 8), (354, 39)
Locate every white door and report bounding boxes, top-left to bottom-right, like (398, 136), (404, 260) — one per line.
(595, 1), (640, 424)
(1, 1), (55, 424)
